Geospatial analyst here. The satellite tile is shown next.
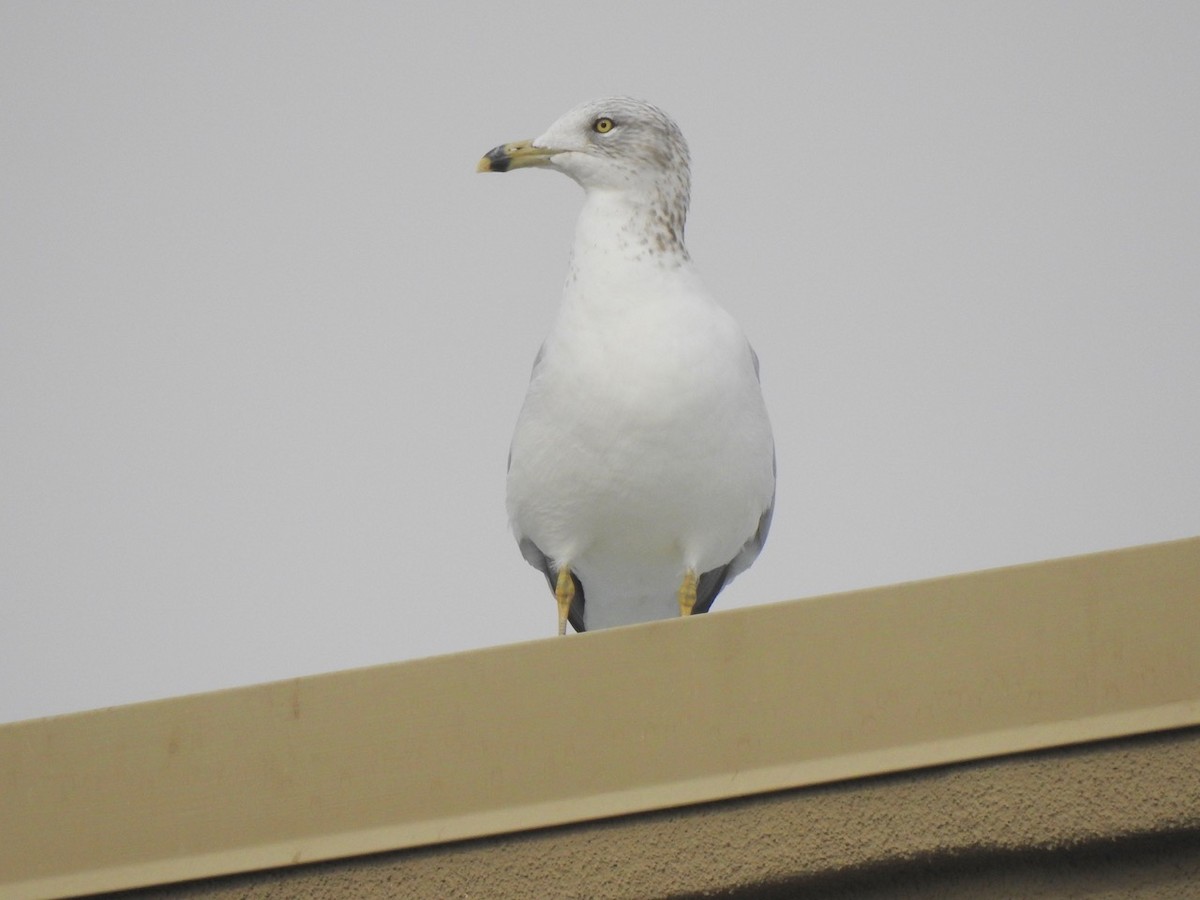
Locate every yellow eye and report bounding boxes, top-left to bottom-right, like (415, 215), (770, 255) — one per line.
(592, 117), (615, 134)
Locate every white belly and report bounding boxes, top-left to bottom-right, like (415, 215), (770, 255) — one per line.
(506, 289), (774, 628)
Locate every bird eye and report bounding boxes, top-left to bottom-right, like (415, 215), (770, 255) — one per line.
(592, 117), (615, 134)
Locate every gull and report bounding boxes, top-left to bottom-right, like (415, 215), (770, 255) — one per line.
(478, 97), (775, 634)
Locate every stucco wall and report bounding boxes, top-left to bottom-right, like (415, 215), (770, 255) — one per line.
(113, 726), (1200, 899)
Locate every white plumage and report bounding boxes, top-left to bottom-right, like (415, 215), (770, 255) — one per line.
(479, 98), (775, 633)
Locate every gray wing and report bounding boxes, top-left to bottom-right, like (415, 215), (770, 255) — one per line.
(691, 342), (775, 614)
(518, 537), (588, 633)
(693, 488), (775, 616)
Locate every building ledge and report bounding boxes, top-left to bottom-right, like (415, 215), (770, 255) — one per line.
(2, 537), (1198, 898)
(110, 726), (1200, 899)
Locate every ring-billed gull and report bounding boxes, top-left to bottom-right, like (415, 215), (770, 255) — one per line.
(478, 98), (775, 634)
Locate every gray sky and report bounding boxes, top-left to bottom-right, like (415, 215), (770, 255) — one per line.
(2, 2), (1197, 724)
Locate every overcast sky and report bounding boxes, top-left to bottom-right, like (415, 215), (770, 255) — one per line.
(2, 2), (1197, 724)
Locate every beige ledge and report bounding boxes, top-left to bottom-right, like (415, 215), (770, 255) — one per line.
(2, 536), (1198, 899)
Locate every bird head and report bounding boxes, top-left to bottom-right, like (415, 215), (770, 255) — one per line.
(477, 97), (691, 197)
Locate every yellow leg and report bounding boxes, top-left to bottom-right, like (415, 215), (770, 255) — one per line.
(678, 569), (698, 618)
(555, 566), (575, 636)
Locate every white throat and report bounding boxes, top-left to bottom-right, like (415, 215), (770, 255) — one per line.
(564, 186), (691, 298)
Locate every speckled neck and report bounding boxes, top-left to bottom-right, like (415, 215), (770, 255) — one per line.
(564, 184), (692, 294)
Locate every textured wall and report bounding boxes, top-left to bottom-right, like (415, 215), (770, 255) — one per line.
(115, 726), (1200, 899)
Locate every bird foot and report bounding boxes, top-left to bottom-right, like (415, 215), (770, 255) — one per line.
(555, 566), (575, 635)
(678, 569), (698, 618)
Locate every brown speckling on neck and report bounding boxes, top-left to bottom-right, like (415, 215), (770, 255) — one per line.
(558, 98), (698, 273)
